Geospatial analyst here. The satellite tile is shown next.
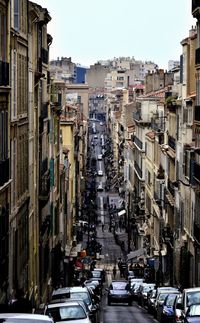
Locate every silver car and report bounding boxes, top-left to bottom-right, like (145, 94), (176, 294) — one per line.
(0, 314), (54, 323)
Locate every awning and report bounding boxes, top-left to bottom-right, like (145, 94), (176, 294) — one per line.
(126, 248), (147, 262)
(166, 149), (176, 159)
(118, 209), (126, 216)
(165, 194), (175, 206)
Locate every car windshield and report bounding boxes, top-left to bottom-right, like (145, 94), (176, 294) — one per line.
(158, 293), (169, 301)
(70, 292), (91, 305)
(112, 282), (127, 290)
(166, 294), (178, 306)
(188, 304), (200, 316)
(47, 305), (87, 321)
(187, 292), (200, 307)
(92, 271), (101, 278)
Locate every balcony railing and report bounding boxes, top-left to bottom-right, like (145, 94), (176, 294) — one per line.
(134, 135), (143, 150)
(168, 135), (176, 150)
(195, 106), (200, 122)
(0, 61), (9, 86)
(196, 48), (200, 65)
(134, 161), (142, 179)
(0, 158), (9, 187)
(41, 48), (48, 64)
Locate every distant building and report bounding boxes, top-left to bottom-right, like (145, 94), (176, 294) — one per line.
(74, 66), (88, 83)
(50, 57), (76, 83)
(86, 63), (111, 88)
(168, 60), (180, 71)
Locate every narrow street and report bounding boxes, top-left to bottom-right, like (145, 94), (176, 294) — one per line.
(85, 97), (157, 322)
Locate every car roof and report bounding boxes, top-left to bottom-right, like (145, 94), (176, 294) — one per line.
(47, 301), (82, 308)
(53, 286), (88, 294)
(158, 290), (180, 295)
(183, 288), (200, 292)
(0, 314), (52, 321)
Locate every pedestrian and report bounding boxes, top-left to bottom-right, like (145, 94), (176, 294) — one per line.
(113, 266), (117, 279)
(10, 288), (32, 313)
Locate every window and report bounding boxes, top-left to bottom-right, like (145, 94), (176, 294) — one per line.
(13, 0), (19, 31)
(0, 98), (8, 161)
(11, 49), (17, 120)
(0, 6), (7, 61)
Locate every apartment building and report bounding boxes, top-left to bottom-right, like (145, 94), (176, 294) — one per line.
(0, 0), (10, 303)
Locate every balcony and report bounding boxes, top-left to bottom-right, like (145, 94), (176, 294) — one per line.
(41, 48), (48, 64)
(0, 61), (9, 86)
(133, 135), (143, 150)
(196, 48), (200, 65)
(134, 161), (142, 179)
(194, 106), (200, 122)
(192, 0), (200, 18)
(168, 135), (176, 150)
(39, 172), (50, 199)
(0, 158), (9, 187)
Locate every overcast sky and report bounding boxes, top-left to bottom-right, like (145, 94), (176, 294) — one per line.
(34, 0), (196, 69)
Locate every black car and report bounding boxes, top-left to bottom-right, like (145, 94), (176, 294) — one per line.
(107, 280), (132, 306)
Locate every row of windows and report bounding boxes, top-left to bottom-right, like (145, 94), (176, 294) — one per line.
(0, 101), (8, 161)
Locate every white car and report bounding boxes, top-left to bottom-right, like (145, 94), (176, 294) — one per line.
(0, 314), (54, 323)
(97, 170), (103, 176)
(97, 154), (102, 160)
(97, 182), (103, 191)
(45, 301), (91, 323)
(100, 122), (103, 126)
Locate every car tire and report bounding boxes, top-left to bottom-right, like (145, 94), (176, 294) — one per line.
(108, 299), (111, 306)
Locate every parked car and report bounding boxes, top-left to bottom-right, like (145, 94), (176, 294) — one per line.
(107, 280), (132, 306)
(93, 268), (106, 283)
(97, 182), (103, 191)
(172, 293), (183, 323)
(84, 280), (102, 298)
(160, 292), (181, 322)
(0, 314), (54, 323)
(137, 283), (156, 307)
(51, 286), (98, 322)
(44, 301), (91, 323)
(180, 288), (200, 319)
(130, 281), (144, 301)
(97, 154), (102, 160)
(154, 287), (179, 314)
(97, 170), (103, 176)
(147, 289), (157, 314)
(47, 299), (92, 320)
(183, 303), (200, 322)
(156, 290), (180, 321)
